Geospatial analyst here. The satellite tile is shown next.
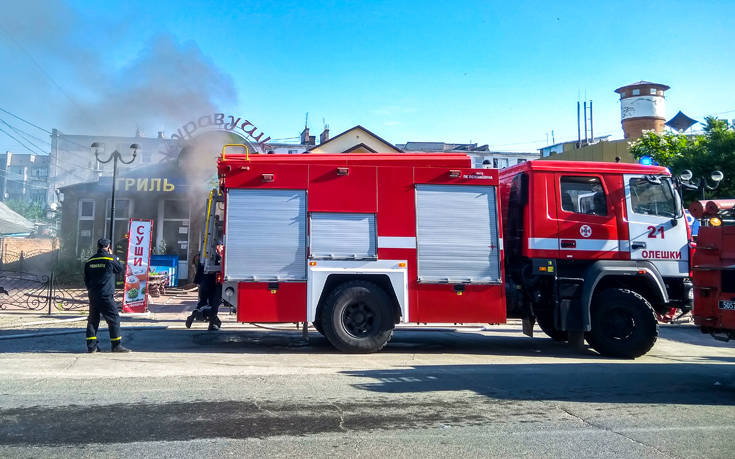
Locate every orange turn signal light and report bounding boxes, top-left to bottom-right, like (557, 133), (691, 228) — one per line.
(398, 262), (407, 268)
(309, 261), (317, 266)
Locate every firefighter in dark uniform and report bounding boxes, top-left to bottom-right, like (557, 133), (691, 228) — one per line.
(185, 242), (223, 331)
(84, 238), (131, 353)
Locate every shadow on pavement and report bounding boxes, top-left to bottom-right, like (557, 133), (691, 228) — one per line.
(2, 325), (735, 363)
(341, 362), (735, 406)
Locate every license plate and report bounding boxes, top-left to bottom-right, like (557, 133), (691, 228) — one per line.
(720, 300), (735, 311)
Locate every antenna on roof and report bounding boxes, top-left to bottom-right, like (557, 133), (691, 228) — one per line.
(305, 112), (309, 129)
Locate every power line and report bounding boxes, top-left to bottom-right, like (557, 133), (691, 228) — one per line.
(0, 127), (98, 183)
(0, 24), (102, 132)
(0, 106), (51, 134)
(0, 117), (51, 147)
(0, 119), (48, 153)
(0, 125), (41, 156)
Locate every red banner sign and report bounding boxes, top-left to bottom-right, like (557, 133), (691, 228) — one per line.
(122, 219), (153, 313)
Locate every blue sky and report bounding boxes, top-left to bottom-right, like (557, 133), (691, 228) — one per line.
(1, 0), (734, 153)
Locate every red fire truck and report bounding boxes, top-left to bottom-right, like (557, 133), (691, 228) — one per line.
(500, 161), (692, 358)
(691, 200), (735, 341)
(204, 150), (691, 358)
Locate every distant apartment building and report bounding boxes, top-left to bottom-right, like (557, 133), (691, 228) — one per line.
(397, 142), (539, 168)
(0, 152), (50, 203)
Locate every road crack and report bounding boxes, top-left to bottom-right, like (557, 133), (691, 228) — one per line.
(329, 401), (348, 432)
(555, 404), (679, 458)
(64, 356), (79, 371)
(252, 399), (276, 417)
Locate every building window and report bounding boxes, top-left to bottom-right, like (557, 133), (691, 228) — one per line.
(632, 89), (640, 96)
(77, 199), (96, 255)
(105, 199), (133, 244)
(31, 191), (45, 203)
(158, 200), (190, 274)
(560, 176), (607, 216)
(288, 149), (298, 154)
(650, 88), (657, 95)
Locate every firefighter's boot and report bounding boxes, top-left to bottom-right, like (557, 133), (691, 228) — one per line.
(111, 343), (132, 353)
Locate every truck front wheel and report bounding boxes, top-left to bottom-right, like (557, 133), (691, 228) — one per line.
(586, 288), (658, 358)
(320, 280), (394, 353)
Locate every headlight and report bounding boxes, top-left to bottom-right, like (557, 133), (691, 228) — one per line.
(224, 286), (235, 298)
(688, 288), (694, 300)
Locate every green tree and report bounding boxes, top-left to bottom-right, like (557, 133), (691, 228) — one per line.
(700, 117), (735, 198)
(4, 199), (46, 221)
(630, 117), (735, 201)
(629, 130), (692, 167)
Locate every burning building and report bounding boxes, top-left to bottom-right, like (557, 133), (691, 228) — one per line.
(55, 126), (269, 282)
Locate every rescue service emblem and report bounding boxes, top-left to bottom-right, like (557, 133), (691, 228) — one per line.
(580, 225), (592, 238)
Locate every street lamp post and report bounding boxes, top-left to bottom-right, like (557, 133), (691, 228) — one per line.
(91, 142), (139, 242)
(679, 169), (725, 200)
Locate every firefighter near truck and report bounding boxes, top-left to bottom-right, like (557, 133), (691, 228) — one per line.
(201, 146), (692, 358)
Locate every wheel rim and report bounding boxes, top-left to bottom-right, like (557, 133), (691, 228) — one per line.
(601, 307), (635, 341)
(341, 301), (378, 338)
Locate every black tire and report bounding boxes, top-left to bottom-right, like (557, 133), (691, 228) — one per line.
(312, 319), (324, 335)
(536, 310), (568, 342)
(586, 288), (658, 358)
(320, 280), (394, 353)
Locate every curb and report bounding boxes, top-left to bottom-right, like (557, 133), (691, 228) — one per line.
(6, 316), (88, 329)
(0, 325), (168, 340)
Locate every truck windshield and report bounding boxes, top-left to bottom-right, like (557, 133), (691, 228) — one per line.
(629, 177), (681, 218)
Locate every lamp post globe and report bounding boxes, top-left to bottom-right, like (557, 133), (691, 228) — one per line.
(90, 143), (139, 241)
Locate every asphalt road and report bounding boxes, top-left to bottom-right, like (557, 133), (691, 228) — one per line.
(1, 322), (734, 458)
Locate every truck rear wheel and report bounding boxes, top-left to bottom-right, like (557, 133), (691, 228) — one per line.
(586, 288), (658, 358)
(536, 311), (568, 342)
(320, 280), (394, 353)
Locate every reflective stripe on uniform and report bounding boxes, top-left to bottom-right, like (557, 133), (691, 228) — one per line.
(86, 337), (97, 340)
(110, 336), (121, 341)
(88, 257), (114, 262)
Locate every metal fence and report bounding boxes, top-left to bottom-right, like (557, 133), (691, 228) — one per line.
(0, 270), (96, 312)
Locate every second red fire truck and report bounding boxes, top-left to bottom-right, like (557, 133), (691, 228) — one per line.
(691, 200), (735, 341)
(202, 148), (692, 358)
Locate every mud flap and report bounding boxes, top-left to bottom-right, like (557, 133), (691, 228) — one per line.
(557, 279), (585, 332)
(522, 317), (535, 337)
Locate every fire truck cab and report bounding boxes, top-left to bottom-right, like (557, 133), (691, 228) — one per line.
(215, 152), (506, 353)
(500, 160), (693, 358)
